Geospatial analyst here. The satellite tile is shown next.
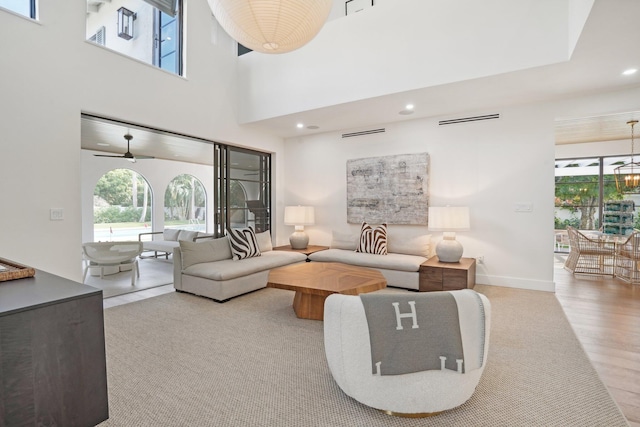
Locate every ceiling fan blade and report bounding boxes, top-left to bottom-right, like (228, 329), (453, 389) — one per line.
(93, 134), (155, 161)
(94, 154), (125, 158)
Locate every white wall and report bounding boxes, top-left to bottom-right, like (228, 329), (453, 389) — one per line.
(238, 0), (583, 123)
(0, 0), (284, 281)
(281, 103), (557, 291)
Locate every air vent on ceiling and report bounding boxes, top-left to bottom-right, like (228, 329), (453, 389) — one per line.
(439, 114), (500, 126)
(342, 128), (386, 138)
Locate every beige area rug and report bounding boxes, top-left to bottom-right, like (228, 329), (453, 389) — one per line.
(99, 285), (628, 426)
(86, 257), (173, 298)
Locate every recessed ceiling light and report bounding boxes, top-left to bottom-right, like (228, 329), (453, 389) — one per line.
(97, 142), (110, 146)
(296, 123), (304, 129)
(405, 104), (414, 110)
(623, 68), (637, 75)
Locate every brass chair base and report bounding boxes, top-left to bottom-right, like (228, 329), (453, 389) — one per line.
(379, 409), (443, 418)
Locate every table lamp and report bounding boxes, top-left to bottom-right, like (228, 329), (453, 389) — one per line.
(284, 206), (315, 249)
(428, 206), (470, 263)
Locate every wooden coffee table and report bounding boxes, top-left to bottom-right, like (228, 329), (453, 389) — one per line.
(267, 262), (387, 320)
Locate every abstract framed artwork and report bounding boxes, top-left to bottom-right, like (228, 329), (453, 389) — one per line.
(347, 152), (429, 224)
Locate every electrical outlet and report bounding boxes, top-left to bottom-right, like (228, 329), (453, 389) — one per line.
(476, 255), (484, 264)
(50, 208), (64, 221)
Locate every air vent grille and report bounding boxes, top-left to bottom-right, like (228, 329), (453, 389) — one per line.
(439, 114), (500, 126)
(342, 128), (386, 138)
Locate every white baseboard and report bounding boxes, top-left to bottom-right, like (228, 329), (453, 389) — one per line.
(476, 274), (555, 292)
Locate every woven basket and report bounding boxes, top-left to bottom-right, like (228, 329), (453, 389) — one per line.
(0, 258), (36, 282)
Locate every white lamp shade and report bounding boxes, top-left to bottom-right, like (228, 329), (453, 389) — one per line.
(208, 0), (332, 54)
(428, 207), (470, 231)
(284, 206), (315, 226)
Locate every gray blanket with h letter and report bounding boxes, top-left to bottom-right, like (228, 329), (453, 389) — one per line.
(360, 292), (464, 376)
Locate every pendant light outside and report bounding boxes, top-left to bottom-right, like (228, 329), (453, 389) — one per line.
(614, 120), (640, 194)
(208, 0), (333, 54)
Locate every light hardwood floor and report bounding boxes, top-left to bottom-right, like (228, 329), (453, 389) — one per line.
(554, 259), (640, 426)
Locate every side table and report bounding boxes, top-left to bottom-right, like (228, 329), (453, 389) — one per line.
(273, 245), (329, 260)
(419, 256), (476, 292)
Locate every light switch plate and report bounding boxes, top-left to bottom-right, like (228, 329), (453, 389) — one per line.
(514, 202), (533, 213)
(50, 208), (64, 221)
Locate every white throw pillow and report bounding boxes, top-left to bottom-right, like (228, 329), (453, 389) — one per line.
(331, 230), (358, 250)
(163, 229), (181, 241)
(387, 234), (431, 257)
(227, 227), (261, 260)
(255, 230), (273, 252)
(179, 237), (232, 269)
(177, 230), (199, 242)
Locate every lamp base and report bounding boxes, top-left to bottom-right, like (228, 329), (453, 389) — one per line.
(435, 237), (463, 263)
(289, 231), (309, 249)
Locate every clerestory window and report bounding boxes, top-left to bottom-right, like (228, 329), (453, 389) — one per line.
(0, 0), (36, 19)
(86, 0), (183, 76)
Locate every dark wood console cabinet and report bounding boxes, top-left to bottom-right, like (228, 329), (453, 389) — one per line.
(419, 256), (476, 292)
(0, 269), (109, 426)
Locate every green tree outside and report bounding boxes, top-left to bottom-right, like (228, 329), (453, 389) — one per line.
(165, 174), (206, 221)
(94, 169), (152, 224)
(555, 174), (623, 230)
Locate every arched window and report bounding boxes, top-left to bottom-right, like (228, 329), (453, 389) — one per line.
(93, 169), (152, 241)
(229, 180), (248, 228)
(165, 174), (207, 231)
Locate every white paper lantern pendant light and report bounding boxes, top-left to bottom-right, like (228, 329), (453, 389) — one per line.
(208, 0), (333, 54)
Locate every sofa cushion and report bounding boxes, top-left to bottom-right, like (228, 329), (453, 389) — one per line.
(331, 230), (358, 250)
(356, 222), (387, 255)
(256, 230), (273, 252)
(179, 236), (233, 269)
(183, 251), (306, 281)
(164, 229), (181, 241)
(308, 248), (426, 272)
(143, 240), (180, 252)
(228, 227), (261, 260)
(177, 230), (199, 242)
(387, 233), (431, 257)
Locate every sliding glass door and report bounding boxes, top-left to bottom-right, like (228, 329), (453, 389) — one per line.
(555, 155), (639, 231)
(214, 145), (271, 237)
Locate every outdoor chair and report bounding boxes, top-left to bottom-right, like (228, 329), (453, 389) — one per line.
(614, 231), (640, 284)
(564, 226), (616, 276)
(82, 241), (143, 286)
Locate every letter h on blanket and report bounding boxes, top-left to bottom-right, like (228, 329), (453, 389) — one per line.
(360, 290), (486, 376)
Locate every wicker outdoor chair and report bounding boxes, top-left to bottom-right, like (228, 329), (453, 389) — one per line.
(564, 226), (616, 276)
(614, 231), (640, 284)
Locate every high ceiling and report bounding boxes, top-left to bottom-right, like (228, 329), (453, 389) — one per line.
(81, 0), (640, 163)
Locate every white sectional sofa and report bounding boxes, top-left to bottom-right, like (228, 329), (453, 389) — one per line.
(139, 229), (212, 259)
(172, 226), (432, 302)
(173, 231), (306, 302)
(308, 230), (432, 291)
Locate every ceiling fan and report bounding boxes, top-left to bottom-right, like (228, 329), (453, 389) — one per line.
(94, 134), (154, 163)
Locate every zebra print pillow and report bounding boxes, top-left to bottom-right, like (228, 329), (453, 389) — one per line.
(228, 227), (261, 260)
(356, 222), (388, 255)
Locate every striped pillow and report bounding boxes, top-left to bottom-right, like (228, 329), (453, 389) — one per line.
(228, 227), (261, 260)
(356, 222), (387, 255)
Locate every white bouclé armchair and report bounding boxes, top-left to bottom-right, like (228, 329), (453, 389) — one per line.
(323, 289), (491, 416)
